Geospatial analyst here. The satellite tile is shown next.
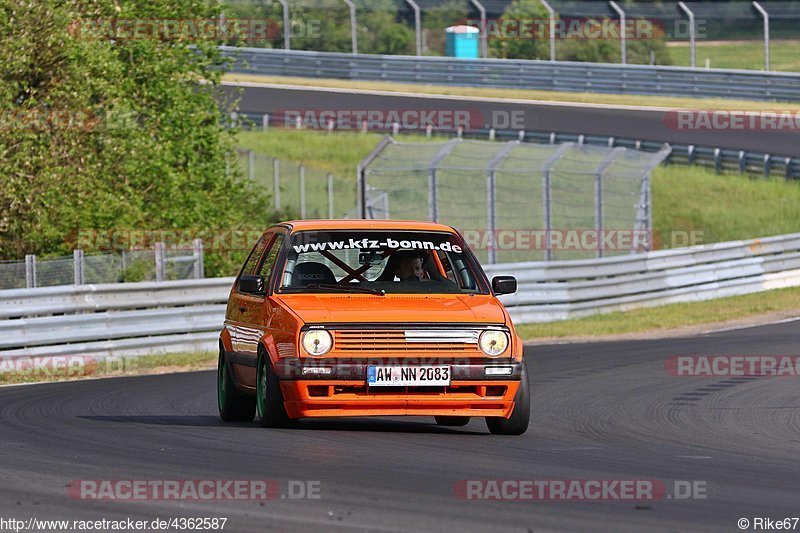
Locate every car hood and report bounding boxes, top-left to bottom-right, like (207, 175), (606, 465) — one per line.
(274, 293), (507, 325)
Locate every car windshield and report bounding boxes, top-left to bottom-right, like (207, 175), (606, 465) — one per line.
(278, 230), (489, 295)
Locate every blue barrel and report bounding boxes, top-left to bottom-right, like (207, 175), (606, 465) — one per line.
(445, 25), (480, 58)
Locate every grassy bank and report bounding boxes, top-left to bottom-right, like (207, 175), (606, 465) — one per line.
(516, 285), (800, 340)
(668, 39), (800, 72)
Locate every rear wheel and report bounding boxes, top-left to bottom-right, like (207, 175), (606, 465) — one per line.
(217, 347), (255, 422)
(256, 351), (296, 428)
(486, 361), (530, 436)
(434, 416), (470, 427)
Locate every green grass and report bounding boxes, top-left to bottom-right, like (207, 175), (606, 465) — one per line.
(225, 74), (800, 110)
(0, 351), (216, 385)
(653, 164), (800, 247)
(516, 285), (800, 340)
(668, 39), (800, 72)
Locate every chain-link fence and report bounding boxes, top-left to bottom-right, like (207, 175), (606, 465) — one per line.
(0, 244), (203, 290)
(359, 137), (671, 262)
(236, 149), (358, 218)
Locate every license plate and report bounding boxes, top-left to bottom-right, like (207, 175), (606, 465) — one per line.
(367, 365), (451, 386)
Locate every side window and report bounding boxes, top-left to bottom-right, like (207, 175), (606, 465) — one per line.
(256, 234), (284, 281)
(240, 233), (271, 277)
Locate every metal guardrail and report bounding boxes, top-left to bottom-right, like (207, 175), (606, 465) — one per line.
(0, 278), (233, 357)
(2, 233), (800, 358)
(222, 47), (800, 101)
(486, 232), (800, 323)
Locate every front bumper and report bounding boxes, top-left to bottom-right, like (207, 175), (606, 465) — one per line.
(274, 359), (523, 419)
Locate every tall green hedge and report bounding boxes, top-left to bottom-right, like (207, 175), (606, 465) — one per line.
(0, 0), (276, 276)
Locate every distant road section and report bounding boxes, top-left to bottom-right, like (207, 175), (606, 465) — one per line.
(226, 82), (800, 157)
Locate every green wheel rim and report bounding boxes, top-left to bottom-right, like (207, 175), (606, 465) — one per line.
(217, 353), (226, 410)
(256, 359), (266, 418)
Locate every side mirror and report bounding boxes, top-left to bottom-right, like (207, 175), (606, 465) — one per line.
(492, 275), (517, 295)
(238, 274), (265, 294)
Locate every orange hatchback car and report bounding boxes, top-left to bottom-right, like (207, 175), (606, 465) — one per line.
(217, 220), (529, 435)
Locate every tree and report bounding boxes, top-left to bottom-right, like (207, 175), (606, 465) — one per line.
(0, 0), (274, 276)
(489, 0), (550, 60)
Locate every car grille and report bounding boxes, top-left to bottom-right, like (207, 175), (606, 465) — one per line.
(333, 329), (481, 353)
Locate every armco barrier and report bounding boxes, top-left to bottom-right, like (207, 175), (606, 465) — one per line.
(2, 233), (800, 359)
(0, 278), (233, 358)
(486, 233), (800, 323)
(221, 47), (800, 102)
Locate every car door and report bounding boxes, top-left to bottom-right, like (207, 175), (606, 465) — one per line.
(229, 230), (286, 387)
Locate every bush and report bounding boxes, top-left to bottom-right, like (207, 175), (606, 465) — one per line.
(0, 0), (276, 277)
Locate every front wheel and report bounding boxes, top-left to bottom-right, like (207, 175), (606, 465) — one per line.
(218, 348), (255, 422)
(256, 352), (296, 428)
(486, 361), (530, 436)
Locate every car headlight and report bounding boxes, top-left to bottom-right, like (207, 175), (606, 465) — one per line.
(301, 329), (333, 356)
(479, 330), (509, 357)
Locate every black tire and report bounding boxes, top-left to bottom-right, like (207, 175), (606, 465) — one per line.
(486, 361), (530, 436)
(217, 347), (256, 422)
(256, 351), (296, 428)
(434, 416), (471, 427)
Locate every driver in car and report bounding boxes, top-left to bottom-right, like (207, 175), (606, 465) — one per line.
(393, 251), (428, 282)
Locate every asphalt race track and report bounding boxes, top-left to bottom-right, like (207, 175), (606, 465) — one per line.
(1, 320), (798, 532)
(227, 83), (800, 157)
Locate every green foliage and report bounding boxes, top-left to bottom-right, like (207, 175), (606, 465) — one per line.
(224, 0), (414, 55)
(489, 0), (549, 60)
(0, 0), (276, 277)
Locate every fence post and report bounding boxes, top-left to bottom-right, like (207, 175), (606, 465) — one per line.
(405, 0), (422, 56)
(539, 0), (556, 61)
(485, 141), (518, 264)
(677, 2), (696, 68)
(753, 1), (770, 71)
(594, 148), (625, 258)
(277, 0), (290, 50)
(327, 173), (334, 219)
(262, 113), (269, 132)
(541, 143), (573, 261)
(342, 0), (358, 54)
(25, 254), (36, 288)
(609, 1), (626, 64)
(192, 238), (204, 279)
(273, 158), (281, 210)
(469, 0), (488, 58)
(73, 249), (84, 285)
(155, 242), (165, 282)
(299, 165), (306, 219)
(428, 139), (460, 222)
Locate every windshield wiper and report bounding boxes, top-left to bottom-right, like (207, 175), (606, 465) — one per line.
(285, 283), (386, 296)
